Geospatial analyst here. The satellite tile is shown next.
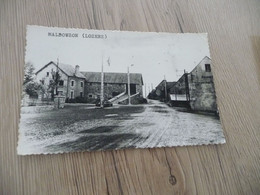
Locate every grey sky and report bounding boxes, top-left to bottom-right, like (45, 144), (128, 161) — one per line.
(26, 25), (210, 90)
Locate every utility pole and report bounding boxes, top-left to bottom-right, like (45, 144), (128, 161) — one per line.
(144, 83), (147, 98)
(127, 66), (131, 105)
(164, 75), (167, 102)
(184, 70), (190, 102)
(127, 64), (134, 105)
(56, 57), (59, 96)
(100, 54), (104, 108)
(56, 57), (59, 108)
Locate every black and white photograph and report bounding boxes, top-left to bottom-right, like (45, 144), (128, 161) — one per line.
(18, 25), (225, 155)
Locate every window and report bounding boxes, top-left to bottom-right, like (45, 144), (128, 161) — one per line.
(71, 80), (74, 87)
(58, 91), (63, 95)
(205, 64), (211, 72)
(47, 72), (49, 77)
(80, 92), (83, 97)
(88, 94), (93, 98)
(80, 81), (84, 87)
(59, 80), (64, 86)
(70, 91), (74, 99)
(190, 74), (194, 82)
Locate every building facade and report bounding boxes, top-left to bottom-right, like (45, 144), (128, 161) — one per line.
(169, 56), (217, 112)
(148, 81), (176, 100)
(188, 56), (217, 112)
(81, 72), (143, 102)
(35, 62), (143, 103)
(35, 62), (86, 99)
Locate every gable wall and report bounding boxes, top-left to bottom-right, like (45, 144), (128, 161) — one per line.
(188, 58), (217, 112)
(35, 63), (85, 98)
(36, 63), (69, 98)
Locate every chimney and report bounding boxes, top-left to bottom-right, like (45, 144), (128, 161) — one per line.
(75, 65), (80, 75)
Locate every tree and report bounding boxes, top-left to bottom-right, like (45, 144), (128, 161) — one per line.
(49, 68), (61, 99)
(23, 62), (42, 98)
(24, 81), (43, 98)
(23, 62), (35, 85)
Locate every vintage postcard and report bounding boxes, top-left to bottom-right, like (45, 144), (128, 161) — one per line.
(18, 25), (225, 155)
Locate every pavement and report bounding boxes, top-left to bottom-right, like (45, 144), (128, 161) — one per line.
(17, 100), (225, 154)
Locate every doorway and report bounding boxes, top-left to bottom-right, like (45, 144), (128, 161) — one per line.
(126, 84), (137, 95)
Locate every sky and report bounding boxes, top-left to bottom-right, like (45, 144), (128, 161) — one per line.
(26, 25), (210, 93)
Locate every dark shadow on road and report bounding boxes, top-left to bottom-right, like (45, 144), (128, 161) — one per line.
(78, 126), (120, 134)
(154, 110), (169, 113)
(47, 133), (144, 152)
(151, 105), (169, 113)
(174, 107), (219, 119)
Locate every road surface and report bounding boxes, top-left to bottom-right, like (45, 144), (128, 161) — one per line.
(18, 100), (225, 154)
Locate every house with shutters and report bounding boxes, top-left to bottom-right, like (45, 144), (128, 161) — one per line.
(35, 61), (86, 99)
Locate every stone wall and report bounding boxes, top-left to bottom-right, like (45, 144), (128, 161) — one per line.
(84, 82), (143, 103)
(136, 84), (143, 96)
(119, 93), (143, 105)
(188, 57), (217, 112)
(54, 96), (66, 109)
(84, 83), (126, 100)
(189, 82), (217, 112)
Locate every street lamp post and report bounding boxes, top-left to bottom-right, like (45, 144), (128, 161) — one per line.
(100, 53), (111, 108)
(164, 75), (167, 102)
(100, 60), (104, 108)
(127, 66), (131, 105)
(144, 83), (147, 98)
(127, 64), (134, 105)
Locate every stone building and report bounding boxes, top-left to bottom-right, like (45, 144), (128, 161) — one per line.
(35, 61), (143, 103)
(81, 72), (143, 101)
(169, 56), (217, 112)
(148, 81), (176, 100)
(35, 61), (86, 99)
(188, 56), (217, 112)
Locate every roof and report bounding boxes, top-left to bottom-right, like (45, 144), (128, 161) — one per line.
(35, 61), (86, 78)
(166, 82), (177, 89)
(81, 72), (143, 85)
(189, 56), (211, 74)
(174, 56), (212, 82)
(156, 80), (176, 90)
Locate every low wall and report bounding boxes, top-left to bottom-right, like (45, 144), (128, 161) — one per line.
(54, 96), (66, 109)
(21, 94), (53, 107)
(169, 100), (191, 108)
(119, 93), (145, 105)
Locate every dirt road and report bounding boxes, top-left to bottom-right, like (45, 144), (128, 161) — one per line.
(118, 100), (225, 149)
(18, 100), (225, 154)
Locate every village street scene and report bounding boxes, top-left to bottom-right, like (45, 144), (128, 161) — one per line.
(19, 56), (225, 154)
(18, 27), (225, 155)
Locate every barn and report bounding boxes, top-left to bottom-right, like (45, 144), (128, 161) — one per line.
(81, 72), (143, 102)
